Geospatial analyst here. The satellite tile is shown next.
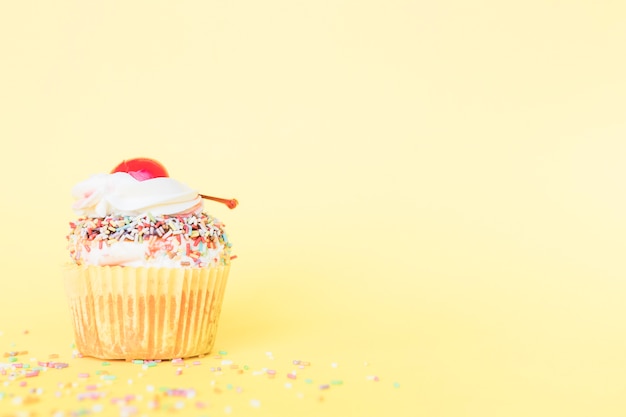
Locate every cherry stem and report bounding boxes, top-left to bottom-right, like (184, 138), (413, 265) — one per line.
(199, 194), (239, 209)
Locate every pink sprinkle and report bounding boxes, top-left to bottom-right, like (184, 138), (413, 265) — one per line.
(287, 373), (297, 380)
(86, 385), (98, 391)
(193, 361), (202, 366)
(176, 368), (183, 376)
(267, 369), (277, 376)
(20, 381), (27, 387)
(195, 401), (207, 409)
(78, 373), (90, 378)
(25, 370), (40, 378)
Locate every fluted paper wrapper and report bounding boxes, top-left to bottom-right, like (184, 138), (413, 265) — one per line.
(63, 264), (230, 360)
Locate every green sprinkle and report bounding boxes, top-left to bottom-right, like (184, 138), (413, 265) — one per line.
(133, 360), (144, 365)
(243, 365), (249, 370)
(331, 380), (343, 385)
(393, 382), (400, 388)
(22, 364), (30, 369)
(305, 379), (313, 384)
(218, 350), (228, 355)
(8, 357), (17, 363)
(102, 375), (117, 381)
(226, 384), (233, 390)
(101, 361), (111, 366)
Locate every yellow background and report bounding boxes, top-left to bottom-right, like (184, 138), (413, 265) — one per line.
(1, 1), (626, 416)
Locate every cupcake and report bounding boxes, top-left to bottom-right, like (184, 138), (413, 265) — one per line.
(64, 158), (237, 360)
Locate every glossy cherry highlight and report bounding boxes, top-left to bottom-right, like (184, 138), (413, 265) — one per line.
(111, 158), (169, 181)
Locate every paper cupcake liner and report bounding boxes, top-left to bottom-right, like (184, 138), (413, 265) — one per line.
(63, 264), (230, 360)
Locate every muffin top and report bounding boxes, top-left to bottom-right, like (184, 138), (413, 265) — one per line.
(67, 158), (235, 268)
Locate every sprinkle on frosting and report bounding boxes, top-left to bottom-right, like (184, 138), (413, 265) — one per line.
(67, 212), (231, 268)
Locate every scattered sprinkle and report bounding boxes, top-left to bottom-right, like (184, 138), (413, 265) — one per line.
(0, 332), (402, 415)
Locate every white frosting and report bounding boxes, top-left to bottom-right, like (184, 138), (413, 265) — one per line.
(72, 172), (202, 217)
(76, 240), (225, 268)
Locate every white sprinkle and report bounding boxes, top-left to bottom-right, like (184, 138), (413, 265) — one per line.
(250, 399), (261, 408)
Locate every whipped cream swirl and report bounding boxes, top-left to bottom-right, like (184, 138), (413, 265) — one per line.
(72, 172), (202, 217)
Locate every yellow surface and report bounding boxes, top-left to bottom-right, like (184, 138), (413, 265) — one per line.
(1, 1), (626, 416)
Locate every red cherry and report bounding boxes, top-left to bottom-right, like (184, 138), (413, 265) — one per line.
(111, 158), (169, 181)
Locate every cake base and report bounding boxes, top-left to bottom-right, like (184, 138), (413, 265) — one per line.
(63, 264), (230, 360)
